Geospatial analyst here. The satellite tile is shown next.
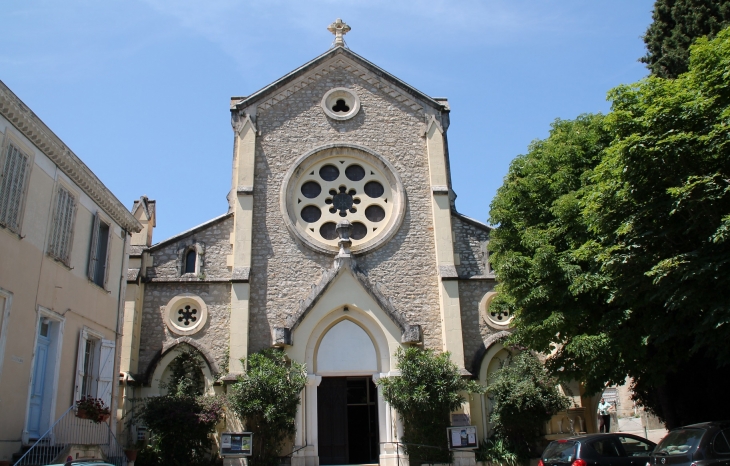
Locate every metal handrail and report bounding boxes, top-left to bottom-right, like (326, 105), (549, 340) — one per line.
(14, 405), (127, 466)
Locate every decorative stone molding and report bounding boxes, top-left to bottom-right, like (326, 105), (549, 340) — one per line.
(0, 81), (141, 233)
(163, 293), (209, 336)
(469, 330), (511, 376)
(281, 253), (420, 345)
(142, 337), (221, 384)
(321, 87), (360, 121)
(439, 265), (459, 279)
(230, 48), (448, 115)
(272, 327), (292, 347)
(432, 186), (449, 195)
(280, 143), (406, 255)
(236, 185), (254, 194)
(231, 267), (250, 283)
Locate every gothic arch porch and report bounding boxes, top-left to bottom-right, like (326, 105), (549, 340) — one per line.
(287, 293), (405, 466)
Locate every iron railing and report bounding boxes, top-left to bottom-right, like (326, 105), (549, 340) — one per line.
(14, 406), (127, 466)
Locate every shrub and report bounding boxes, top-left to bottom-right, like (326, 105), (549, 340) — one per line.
(227, 348), (307, 466)
(486, 352), (572, 459)
(135, 349), (224, 466)
(378, 347), (485, 464)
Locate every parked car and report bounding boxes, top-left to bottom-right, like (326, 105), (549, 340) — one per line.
(44, 460), (116, 466)
(540, 433), (657, 466)
(648, 421), (730, 466)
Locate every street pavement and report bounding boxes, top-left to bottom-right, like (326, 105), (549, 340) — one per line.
(617, 417), (668, 443)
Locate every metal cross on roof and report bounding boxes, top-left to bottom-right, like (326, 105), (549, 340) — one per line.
(328, 18), (351, 48)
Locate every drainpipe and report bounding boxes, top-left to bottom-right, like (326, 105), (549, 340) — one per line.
(110, 229), (130, 437)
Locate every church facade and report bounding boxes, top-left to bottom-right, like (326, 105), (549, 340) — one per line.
(119, 21), (595, 466)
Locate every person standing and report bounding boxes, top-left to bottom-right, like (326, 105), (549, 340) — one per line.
(597, 397), (612, 432)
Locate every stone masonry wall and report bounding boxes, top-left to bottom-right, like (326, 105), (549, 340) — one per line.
(138, 216), (233, 377)
(458, 279), (498, 373)
(249, 67), (444, 352)
(452, 214), (491, 278)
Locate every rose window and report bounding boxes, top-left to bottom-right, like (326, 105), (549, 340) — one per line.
(164, 294), (208, 336)
(281, 144), (405, 254)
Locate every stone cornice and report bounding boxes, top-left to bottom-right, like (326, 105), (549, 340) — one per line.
(0, 80), (141, 233)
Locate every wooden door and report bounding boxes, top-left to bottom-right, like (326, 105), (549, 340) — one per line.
(318, 377), (348, 464)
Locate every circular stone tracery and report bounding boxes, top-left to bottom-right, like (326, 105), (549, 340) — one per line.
(281, 144), (405, 254)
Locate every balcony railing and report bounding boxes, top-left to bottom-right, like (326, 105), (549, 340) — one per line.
(14, 406), (127, 466)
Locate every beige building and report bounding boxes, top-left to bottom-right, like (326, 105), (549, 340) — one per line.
(119, 21), (600, 466)
(0, 80), (141, 462)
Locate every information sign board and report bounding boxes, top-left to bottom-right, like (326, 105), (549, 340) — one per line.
(447, 426), (478, 450)
(221, 432), (253, 457)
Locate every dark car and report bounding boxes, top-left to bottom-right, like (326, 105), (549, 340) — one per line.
(648, 421), (730, 466)
(540, 433), (656, 466)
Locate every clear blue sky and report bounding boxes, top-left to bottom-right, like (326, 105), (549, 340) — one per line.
(1, 0), (655, 242)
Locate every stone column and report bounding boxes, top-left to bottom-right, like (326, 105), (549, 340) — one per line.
(375, 372), (407, 466)
(424, 113), (466, 369)
(292, 374), (321, 466)
(229, 114), (257, 375)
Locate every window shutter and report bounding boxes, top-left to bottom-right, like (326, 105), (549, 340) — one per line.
(103, 225), (112, 287)
(97, 339), (115, 408)
(0, 144), (30, 233)
(49, 187), (77, 263)
(87, 213), (100, 281)
(74, 329), (88, 404)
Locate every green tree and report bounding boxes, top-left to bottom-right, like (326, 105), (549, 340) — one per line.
(485, 353), (572, 460)
(641, 0), (730, 78)
(377, 347), (485, 464)
(488, 114), (621, 390)
(490, 29), (730, 428)
(588, 28), (730, 427)
(227, 348), (307, 466)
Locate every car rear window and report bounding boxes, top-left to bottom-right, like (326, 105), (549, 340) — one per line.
(543, 441), (578, 463)
(655, 428), (705, 456)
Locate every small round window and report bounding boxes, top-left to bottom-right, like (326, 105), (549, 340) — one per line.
(321, 88), (360, 121)
(164, 294), (208, 336)
(281, 144), (405, 255)
(480, 292), (513, 329)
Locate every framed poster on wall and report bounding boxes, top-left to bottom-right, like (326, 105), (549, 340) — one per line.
(447, 426), (477, 450)
(221, 432), (253, 457)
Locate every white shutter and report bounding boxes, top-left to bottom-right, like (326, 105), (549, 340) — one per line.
(97, 339), (115, 408)
(87, 213), (100, 281)
(74, 330), (88, 404)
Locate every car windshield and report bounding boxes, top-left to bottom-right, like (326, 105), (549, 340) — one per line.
(543, 441), (578, 463)
(655, 429), (705, 456)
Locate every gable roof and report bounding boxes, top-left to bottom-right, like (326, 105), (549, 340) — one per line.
(231, 46), (448, 114)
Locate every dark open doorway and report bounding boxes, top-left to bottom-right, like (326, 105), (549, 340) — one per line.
(318, 377), (379, 465)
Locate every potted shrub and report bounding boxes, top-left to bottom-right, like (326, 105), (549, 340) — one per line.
(76, 396), (111, 423)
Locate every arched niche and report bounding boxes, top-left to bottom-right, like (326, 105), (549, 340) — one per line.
(316, 319), (378, 375)
(147, 344), (216, 396)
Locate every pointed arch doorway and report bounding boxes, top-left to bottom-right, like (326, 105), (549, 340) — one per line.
(316, 319), (380, 465)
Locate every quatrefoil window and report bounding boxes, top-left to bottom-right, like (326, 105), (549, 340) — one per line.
(177, 305), (198, 326)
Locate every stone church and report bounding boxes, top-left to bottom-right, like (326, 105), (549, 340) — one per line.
(119, 20), (595, 466)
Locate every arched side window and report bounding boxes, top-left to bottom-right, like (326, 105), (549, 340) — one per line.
(177, 242), (204, 277)
(184, 249), (196, 274)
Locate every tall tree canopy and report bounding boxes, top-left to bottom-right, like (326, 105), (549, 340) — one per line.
(490, 29), (730, 428)
(641, 0), (730, 78)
